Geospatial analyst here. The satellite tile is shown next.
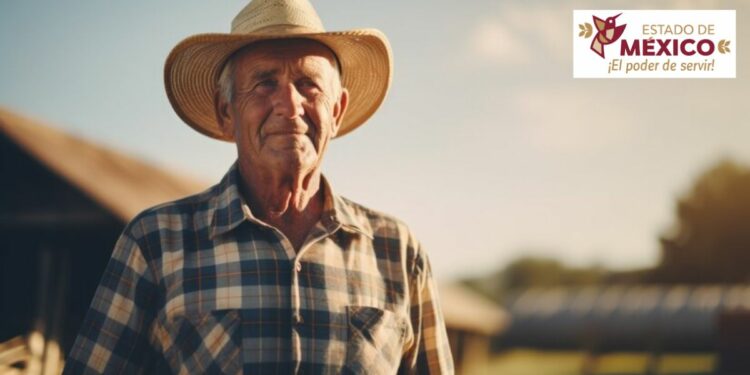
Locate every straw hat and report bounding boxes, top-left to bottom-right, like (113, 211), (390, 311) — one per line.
(164, 0), (392, 141)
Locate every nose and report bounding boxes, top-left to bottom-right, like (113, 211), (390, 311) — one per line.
(272, 82), (305, 120)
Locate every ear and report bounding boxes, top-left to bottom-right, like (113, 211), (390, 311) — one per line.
(213, 90), (236, 141)
(331, 88), (349, 137)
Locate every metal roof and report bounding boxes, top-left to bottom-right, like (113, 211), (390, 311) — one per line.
(498, 285), (750, 350)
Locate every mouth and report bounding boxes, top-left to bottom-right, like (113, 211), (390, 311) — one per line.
(266, 131), (307, 137)
(262, 130), (314, 149)
(266, 129), (308, 136)
(259, 117), (317, 147)
(263, 119), (313, 136)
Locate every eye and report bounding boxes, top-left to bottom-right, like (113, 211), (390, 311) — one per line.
(297, 78), (321, 93)
(253, 79), (277, 94)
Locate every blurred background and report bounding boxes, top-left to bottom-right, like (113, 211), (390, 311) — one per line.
(1, 0), (748, 374)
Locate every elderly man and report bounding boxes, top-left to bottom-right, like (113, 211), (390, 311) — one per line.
(64, 0), (453, 374)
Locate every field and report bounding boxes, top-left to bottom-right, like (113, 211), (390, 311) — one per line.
(476, 350), (715, 375)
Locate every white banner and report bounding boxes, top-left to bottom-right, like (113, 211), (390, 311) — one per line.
(573, 10), (736, 78)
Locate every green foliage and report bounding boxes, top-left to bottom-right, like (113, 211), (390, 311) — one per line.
(502, 257), (603, 290)
(653, 159), (750, 283)
(462, 158), (750, 303)
(462, 256), (607, 304)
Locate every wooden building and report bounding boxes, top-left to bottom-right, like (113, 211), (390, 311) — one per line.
(0, 107), (204, 374)
(441, 283), (509, 375)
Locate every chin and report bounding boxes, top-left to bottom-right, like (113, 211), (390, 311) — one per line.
(272, 153), (317, 174)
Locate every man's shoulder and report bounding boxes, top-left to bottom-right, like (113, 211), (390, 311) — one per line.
(337, 196), (430, 275)
(122, 183), (219, 241)
(339, 196), (399, 223)
(337, 195), (418, 243)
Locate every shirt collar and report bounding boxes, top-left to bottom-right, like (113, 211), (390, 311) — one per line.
(320, 177), (374, 239)
(209, 161), (373, 240)
(209, 162), (247, 239)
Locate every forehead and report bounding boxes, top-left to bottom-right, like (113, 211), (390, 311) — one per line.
(231, 39), (339, 76)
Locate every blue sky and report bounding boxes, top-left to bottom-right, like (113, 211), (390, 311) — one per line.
(2, 0), (748, 280)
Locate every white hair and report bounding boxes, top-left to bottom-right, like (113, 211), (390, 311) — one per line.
(217, 58), (236, 102)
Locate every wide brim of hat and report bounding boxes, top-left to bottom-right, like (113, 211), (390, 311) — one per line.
(164, 29), (392, 141)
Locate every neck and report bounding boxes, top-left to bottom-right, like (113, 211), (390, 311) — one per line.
(237, 160), (324, 249)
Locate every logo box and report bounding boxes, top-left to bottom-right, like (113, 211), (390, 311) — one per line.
(573, 10), (736, 78)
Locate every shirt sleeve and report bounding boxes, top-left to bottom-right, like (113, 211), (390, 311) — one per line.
(63, 233), (161, 374)
(399, 242), (455, 374)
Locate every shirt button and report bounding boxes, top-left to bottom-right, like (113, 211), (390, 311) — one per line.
(295, 262), (302, 272)
(294, 313), (304, 325)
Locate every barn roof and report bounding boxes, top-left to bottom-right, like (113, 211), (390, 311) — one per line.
(499, 284), (750, 350)
(0, 107), (207, 222)
(440, 283), (509, 335)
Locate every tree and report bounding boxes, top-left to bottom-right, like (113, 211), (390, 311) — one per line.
(653, 159), (750, 283)
(462, 256), (606, 304)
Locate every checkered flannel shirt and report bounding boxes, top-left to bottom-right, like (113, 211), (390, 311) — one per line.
(64, 162), (454, 374)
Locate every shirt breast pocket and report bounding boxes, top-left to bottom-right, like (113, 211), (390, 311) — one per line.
(344, 306), (409, 375)
(166, 309), (242, 375)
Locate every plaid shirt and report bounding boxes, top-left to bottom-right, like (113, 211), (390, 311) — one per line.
(64, 162), (453, 374)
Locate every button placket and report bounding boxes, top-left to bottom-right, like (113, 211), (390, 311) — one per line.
(290, 221), (341, 372)
(290, 252), (303, 369)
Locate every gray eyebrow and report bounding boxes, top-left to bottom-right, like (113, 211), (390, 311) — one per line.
(251, 69), (279, 81)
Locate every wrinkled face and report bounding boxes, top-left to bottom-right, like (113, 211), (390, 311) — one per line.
(216, 39), (348, 176)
